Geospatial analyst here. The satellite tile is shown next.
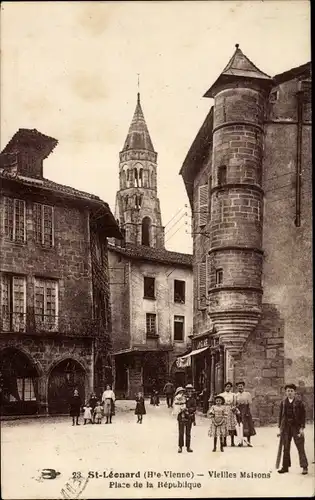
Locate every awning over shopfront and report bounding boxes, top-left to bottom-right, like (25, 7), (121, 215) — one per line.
(180, 346), (209, 359)
(176, 346), (209, 368)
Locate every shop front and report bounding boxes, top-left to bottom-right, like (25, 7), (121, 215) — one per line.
(177, 332), (231, 411)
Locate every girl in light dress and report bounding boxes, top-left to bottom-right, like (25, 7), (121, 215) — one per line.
(208, 395), (228, 452)
(94, 401), (103, 424)
(219, 381), (238, 447)
(83, 401), (93, 425)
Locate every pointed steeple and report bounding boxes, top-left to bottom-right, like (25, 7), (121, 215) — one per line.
(122, 93), (155, 152)
(204, 44), (272, 98)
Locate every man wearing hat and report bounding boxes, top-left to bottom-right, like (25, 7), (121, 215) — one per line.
(173, 385), (195, 453)
(185, 384), (197, 442)
(277, 384), (308, 475)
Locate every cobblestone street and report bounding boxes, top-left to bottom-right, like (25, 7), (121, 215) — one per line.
(1, 400), (314, 499)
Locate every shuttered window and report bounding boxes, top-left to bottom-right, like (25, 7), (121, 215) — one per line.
(198, 184), (208, 227)
(198, 262), (207, 309)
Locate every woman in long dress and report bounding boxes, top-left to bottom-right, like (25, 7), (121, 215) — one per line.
(101, 384), (115, 424)
(235, 381), (256, 447)
(219, 381), (238, 447)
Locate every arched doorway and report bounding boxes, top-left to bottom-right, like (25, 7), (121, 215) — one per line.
(0, 348), (39, 416)
(48, 359), (86, 415)
(141, 217), (151, 246)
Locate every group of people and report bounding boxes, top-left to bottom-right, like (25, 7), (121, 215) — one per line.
(69, 379), (310, 476)
(69, 385), (116, 425)
(172, 380), (255, 453)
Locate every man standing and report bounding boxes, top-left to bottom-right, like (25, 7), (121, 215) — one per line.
(163, 380), (175, 408)
(185, 384), (197, 448)
(277, 384), (308, 475)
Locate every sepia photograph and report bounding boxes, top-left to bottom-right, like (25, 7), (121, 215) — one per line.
(0, 1), (313, 498)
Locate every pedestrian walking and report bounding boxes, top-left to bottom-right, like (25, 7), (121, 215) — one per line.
(219, 382), (238, 447)
(102, 385), (115, 424)
(235, 381), (256, 447)
(135, 391), (146, 423)
(89, 392), (98, 423)
(69, 389), (82, 426)
(94, 401), (103, 424)
(277, 384), (308, 475)
(83, 401), (93, 425)
(208, 395), (227, 452)
(163, 380), (175, 408)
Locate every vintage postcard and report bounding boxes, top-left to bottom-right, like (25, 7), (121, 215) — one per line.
(0, 1), (313, 499)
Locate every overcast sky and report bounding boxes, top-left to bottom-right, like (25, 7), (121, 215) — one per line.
(1, 1), (310, 253)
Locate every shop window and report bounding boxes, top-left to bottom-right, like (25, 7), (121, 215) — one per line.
(174, 280), (185, 303)
(146, 313), (157, 338)
(1, 274), (26, 332)
(216, 268), (223, 285)
(144, 277), (155, 299)
(17, 378), (36, 401)
(34, 278), (58, 331)
(4, 197), (26, 243)
(174, 315), (184, 342)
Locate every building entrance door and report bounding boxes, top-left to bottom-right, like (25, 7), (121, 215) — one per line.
(48, 359), (85, 414)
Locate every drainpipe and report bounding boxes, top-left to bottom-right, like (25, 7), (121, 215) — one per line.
(295, 91), (303, 227)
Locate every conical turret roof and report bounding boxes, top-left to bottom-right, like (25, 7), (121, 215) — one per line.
(122, 93), (155, 152)
(204, 44), (272, 98)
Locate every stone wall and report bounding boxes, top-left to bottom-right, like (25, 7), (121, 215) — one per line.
(262, 74), (313, 418)
(234, 303), (284, 425)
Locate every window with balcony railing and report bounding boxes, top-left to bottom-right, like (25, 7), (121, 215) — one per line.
(34, 278), (58, 331)
(1, 274), (26, 332)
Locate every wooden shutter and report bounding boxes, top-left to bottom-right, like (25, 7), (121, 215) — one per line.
(198, 184), (208, 227)
(207, 255), (212, 291)
(198, 262), (207, 309)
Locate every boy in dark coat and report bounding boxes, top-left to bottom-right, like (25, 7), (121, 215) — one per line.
(70, 389), (82, 426)
(277, 384), (308, 475)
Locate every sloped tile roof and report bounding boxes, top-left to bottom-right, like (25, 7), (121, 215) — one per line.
(109, 242), (192, 267)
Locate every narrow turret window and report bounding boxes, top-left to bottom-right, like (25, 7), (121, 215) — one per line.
(134, 168), (139, 187)
(142, 216), (151, 246)
(139, 168), (143, 187)
(218, 166), (227, 186)
(216, 268), (223, 285)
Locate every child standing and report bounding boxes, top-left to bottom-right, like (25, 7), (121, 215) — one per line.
(208, 395), (227, 452)
(135, 392), (146, 423)
(94, 401), (103, 424)
(83, 401), (92, 425)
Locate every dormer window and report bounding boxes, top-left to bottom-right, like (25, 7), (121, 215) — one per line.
(269, 89), (279, 103)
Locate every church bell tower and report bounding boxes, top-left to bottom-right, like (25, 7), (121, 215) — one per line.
(115, 93), (165, 248)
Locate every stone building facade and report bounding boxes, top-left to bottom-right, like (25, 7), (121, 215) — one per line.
(109, 94), (193, 398)
(180, 46), (312, 424)
(0, 129), (121, 415)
